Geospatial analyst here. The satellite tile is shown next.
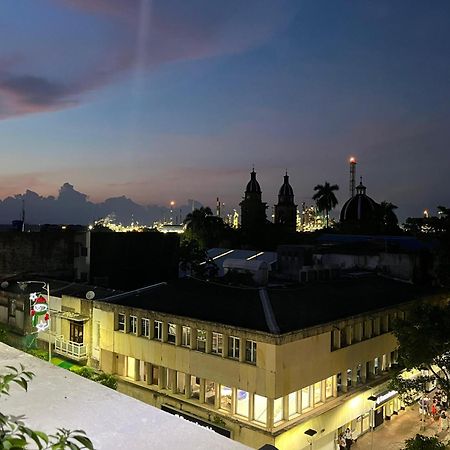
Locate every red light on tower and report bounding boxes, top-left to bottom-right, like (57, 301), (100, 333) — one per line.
(349, 156), (356, 163)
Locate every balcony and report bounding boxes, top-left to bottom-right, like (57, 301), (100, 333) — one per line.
(54, 335), (88, 361)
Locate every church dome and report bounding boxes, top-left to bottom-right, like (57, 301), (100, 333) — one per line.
(278, 172), (294, 203)
(245, 169), (261, 194)
(340, 179), (379, 222)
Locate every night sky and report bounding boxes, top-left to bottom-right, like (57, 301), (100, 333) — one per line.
(1, 0), (449, 221)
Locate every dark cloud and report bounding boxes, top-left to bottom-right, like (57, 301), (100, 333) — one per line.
(0, 74), (73, 111)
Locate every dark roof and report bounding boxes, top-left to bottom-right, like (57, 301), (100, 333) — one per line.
(100, 276), (443, 335)
(0, 276), (119, 300)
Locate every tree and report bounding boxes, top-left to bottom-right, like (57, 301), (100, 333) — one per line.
(312, 182), (339, 228)
(0, 364), (93, 449)
(179, 239), (207, 276)
(390, 303), (450, 404)
(403, 434), (448, 450)
(184, 207), (231, 248)
(378, 201), (399, 232)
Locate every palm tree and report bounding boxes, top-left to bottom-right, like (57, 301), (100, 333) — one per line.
(378, 201), (399, 231)
(312, 182), (339, 228)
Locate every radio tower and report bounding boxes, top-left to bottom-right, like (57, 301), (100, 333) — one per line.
(349, 157), (357, 198)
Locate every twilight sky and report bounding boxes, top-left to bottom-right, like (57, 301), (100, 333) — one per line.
(0, 0), (449, 221)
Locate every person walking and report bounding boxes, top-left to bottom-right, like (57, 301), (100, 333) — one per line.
(344, 428), (353, 449)
(338, 433), (347, 450)
(441, 409), (448, 432)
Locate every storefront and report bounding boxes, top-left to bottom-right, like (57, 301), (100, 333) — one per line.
(373, 390), (402, 428)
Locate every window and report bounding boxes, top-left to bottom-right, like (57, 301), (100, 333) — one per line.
(314, 381), (322, 405)
(205, 380), (216, 405)
(197, 329), (206, 352)
(228, 336), (240, 359)
(182, 326), (191, 347)
(274, 397), (283, 425)
(245, 340), (257, 364)
(129, 316), (137, 334)
(220, 385), (232, 412)
(190, 376), (200, 400)
(212, 332), (223, 355)
(141, 318), (150, 337)
(168, 323), (176, 344)
(154, 320), (163, 341)
(118, 314), (125, 332)
(301, 386), (311, 410)
(288, 392), (298, 418)
(254, 394), (267, 425)
(236, 390), (249, 418)
(325, 376), (334, 398)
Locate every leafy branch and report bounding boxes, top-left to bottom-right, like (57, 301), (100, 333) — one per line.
(0, 365), (94, 449)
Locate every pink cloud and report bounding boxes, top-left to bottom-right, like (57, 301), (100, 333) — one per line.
(0, 1), (299, 119)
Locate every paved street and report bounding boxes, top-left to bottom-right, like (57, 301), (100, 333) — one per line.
(354, 405), (450, 450)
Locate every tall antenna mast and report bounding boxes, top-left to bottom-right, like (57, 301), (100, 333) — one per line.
(349, 157), (357, 198)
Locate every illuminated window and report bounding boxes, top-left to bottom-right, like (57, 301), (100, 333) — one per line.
(220, 385), (232, 412)
(314, 382), (322, 405)
(118, 314), (125, 332)
(301, 386), (311, 410)
(129, 316), (137, 334)
(288, 392), (298, 417)
(182, 326), (191, 347)
(228, 336), (240, 359)
(190, 376), (200, 400)
(236, 390), (249, 418)
(141, 318), (150, 337)
(154, 320), (163, 341)
(274, 397), (283, 425)
(212, 332), (223, 355)
(254, 394), (267, 425)
(197, 329), (207, 352)
(325, 376), (333, 398)
(206, 380), (216, 406)
(167, 323), (176, 344)
(245, 340), (257, 364)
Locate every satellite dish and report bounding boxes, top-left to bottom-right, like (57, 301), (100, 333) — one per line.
(0, 281), (9, 289)
(86, 291), (95, 300)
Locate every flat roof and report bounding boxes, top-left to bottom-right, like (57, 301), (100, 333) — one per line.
(100, 276), (444, 335)
(0, 344), (248, 450)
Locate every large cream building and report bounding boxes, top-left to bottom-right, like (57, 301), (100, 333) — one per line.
(88, 275), (444, 449)
(0, 274), (444, 449)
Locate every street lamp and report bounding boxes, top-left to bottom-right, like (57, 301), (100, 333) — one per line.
(368, 395), (377, 450)
(304, 428), (317, 449)
(18, 280), (52, 362)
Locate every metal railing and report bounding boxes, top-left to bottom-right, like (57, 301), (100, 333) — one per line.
(54, 335), (87, 360)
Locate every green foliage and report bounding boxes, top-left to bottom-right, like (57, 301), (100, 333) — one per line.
(403, 434), (448, 449)
(69, 366), (117, 390)
(390, 303), (450, 402)
(179, 239), (207, 276)
(0, 325), (8, 344)
(212, 415), (226, 427)
(312, 182), (339, 228)
(0, 365), (94, 449)
(25, 348), (49, 361)
(183, 207), (231, 248)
